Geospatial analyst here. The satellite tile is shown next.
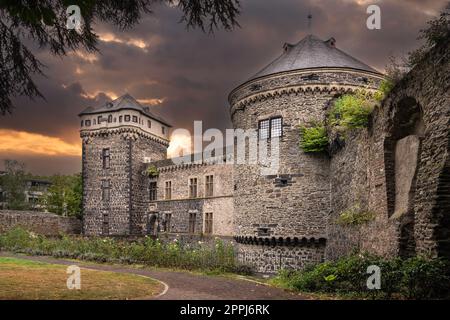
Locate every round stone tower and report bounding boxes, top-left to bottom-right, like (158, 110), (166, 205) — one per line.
(229, 34), (384, 273)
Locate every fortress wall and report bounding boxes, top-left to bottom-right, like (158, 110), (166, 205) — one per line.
(0, 210), (81, 235)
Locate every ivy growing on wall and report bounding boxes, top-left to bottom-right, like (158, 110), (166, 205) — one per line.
(336, 203), (375, 226)
(299, 122), (329, 153)
(145, 165), (159, 178)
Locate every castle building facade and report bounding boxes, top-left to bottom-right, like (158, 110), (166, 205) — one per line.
(80, 34), (450, 273)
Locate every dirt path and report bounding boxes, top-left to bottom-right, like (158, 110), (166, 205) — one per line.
(0, 253), (306, 300)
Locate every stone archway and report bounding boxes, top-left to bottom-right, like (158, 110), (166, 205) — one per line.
(384, 96), (424, 257)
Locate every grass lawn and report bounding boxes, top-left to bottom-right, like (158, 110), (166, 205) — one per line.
(0, 257), (163, 300)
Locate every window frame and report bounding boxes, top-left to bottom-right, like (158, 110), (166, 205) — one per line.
(258, 116), (283, 140)
(102, 180), (111, 202)
(204, 212), (213, 234)
(205, 175), (214, 197)
(189, 178), (198, 198)
(149, 181), (158, 201)
(102, 148), (110, 169)
(188, 212), (196, 233)
(165, 181), (172, 200)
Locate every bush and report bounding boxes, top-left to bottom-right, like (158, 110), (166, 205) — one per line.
(0, 228), (251, 275)
(329, 92), (375, 133)
(336, 204), (375, 226)
(273, 253), (450, 299)
(299, 123), (329, 153)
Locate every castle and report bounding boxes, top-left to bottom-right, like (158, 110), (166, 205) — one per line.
(80, 34), (450, 273)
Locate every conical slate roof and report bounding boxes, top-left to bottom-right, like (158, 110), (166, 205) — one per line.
(250, 34), (380, 80)
(79, 93), (171, 127)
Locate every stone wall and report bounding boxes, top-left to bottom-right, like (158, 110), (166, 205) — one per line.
(0, 210), (81, 235)
(326, 37), (450, 260)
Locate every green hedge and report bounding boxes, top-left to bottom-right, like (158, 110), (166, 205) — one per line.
(299, 123), (329, 153)
(0, 228), (252, 275)
(273, 253), (450, 299)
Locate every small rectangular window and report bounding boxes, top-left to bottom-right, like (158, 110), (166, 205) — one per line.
(132, 116), (138, 123)
(189, 178), (198, 198)
(165, 213), (172, 232)
(98, 116), (102, 124)
(165, 181), (172, 200)
(162, 126), (165, 134)
(149, 182), (157, 201)
(81, 120), (84, 127)
(125, 115), (130, 122)
(102, 180), (110, 202)
(258, 119), (270, 140)
(85, 120), (91, 126)
(205, 175), (214, 197)
(204, 212), (213, 234)
(148, 120), (152, 128)
(271, 117), (282, 138)
(189, 213), (196, 233)
(119, 116), (123, 123)
(102, 148), (110, 169)
(102, 211), (109, 235)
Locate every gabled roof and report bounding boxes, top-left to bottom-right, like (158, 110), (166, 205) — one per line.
(249, 34), (381, 81)
(79, 93), (172, 127)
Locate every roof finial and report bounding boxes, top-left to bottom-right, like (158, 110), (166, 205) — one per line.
(307, 12), (312, 33)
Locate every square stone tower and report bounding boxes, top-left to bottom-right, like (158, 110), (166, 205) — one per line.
(79, 94), (171, 236)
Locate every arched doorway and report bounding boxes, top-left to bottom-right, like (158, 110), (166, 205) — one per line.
(384, 97), (424, 257)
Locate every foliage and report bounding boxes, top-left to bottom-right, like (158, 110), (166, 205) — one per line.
(0, 228), (251, 275)
(373, 79), (395, 102)
(145, 165), (159, 177)
(0, 0), (240, 115)
(408, 3), (450, 68)
(0, 160), (29, 210)
(336, 204), (375, 226)
(41, 173), (82, 217)
(299, 123), (329, 153)
(272, 253), (450, 299)
(328, 91), (375, 134)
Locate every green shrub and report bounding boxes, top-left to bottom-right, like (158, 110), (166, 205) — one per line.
(373, 79), (394, 102)
(336, 204), (376, 226)
(0, 228), (250, 275)
(145, 165), (159, 177)
(329, 92), (375, 132)
(299, 123), (329, 153)
(273, 253), (450, 299)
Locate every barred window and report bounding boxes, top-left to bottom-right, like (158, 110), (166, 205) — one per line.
(189, 212), (196, 233)
(102, 148), (110, 169)
(271, 117), (282, 138)
(258, 117), (283, 139)
(258, 119), (270, 140)
(189, 178), (198, 198)
(102, 180), (110, 202)
(205, 175), (214, 197)
(149, 182), (157, 201)
(204, 212), (213, 234)
(165, 213), (172, 232)
(165, 181), (172, 200)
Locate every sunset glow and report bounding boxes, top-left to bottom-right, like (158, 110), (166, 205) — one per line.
(0, 130), (81, 157)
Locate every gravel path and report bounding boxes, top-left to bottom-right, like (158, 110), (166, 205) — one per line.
(0, 253), (306, 300)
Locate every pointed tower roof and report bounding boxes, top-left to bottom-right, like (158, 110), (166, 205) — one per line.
(79, 93), (171, 127)
(250, 34), (381, 81)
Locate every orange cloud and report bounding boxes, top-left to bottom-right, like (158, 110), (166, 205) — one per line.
(167, 131), (192, 158)
(0, 130), (81, 157)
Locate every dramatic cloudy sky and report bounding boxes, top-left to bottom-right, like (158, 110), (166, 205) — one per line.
(0, 0), (447, 175)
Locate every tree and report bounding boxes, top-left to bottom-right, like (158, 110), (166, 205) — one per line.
(41, 173), (82, 218)
(408, 3), (450, 68)
(0, 0), (240, 115)
(1, 160), (28, 210)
